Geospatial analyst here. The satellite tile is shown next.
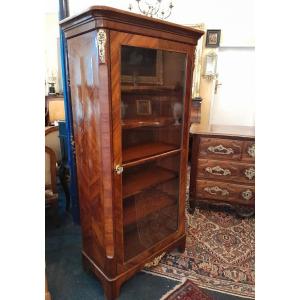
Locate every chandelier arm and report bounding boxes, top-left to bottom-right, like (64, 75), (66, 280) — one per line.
(162, 8), (171, 19)
(132, 0), (173, 19)
(152, 1), (161, 16)
(137, 0), (146, 16)
(146, 0), (160, 17)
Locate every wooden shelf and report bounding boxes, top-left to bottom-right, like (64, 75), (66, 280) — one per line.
(123, 166), (177, 198)
(123, 142), (178, 164)
(123, 189), (177, 227)
(121, 85), (179, 94)
(122, 117), (174, 129)
(124, 204), (178, 260)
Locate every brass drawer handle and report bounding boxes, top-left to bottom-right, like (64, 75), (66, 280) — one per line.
(204, 186), (229, 196)
(242, 189), (253, 201)
(247, 144), (255, 158)
(114, 164), (123, 175)
(244, 167), (255, 180)
(205, 166), (231, 176)
(207, 144), (234, 155)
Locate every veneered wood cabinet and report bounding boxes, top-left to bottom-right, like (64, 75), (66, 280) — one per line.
(189, 124), (255, 217)
(60, 6), (203, 300)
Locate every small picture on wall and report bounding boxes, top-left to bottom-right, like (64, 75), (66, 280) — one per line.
(206, 29), (221, 48)
(136, 100), (152, 115)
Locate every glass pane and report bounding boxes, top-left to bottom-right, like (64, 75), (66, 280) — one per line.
(121, 45), (187, 261)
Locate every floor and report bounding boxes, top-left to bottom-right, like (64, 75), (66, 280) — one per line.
(45, 186), (252, 300)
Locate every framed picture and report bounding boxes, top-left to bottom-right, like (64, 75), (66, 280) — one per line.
(205, 30), (221, 48)
(121, 46), (163, 85)
(136, 100), (152, 115)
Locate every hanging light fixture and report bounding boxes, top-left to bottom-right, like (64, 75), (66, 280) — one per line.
(128, 0), (174, 20)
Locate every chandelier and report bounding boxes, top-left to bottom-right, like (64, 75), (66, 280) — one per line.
(128, 0), (174, 20)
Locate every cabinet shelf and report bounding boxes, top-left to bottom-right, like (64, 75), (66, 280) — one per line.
(122, 117), (174, 129)
(123, 166), (177, 198)
(123, 189), (177, 227)
(121, 85), (179, 94)
(124, 204), (178, 260)
(123, 142), (179, 164)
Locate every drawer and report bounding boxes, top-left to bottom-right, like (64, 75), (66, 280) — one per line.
(196, 180), (255, 205)
(199, 137), (243, 161)
(242, 141), (255, 162)
(197, 159), (255, 184)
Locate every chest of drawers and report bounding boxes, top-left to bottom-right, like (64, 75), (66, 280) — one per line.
(189, 124), (255, 216)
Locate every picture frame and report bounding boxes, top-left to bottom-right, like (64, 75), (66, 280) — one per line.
(136, 99), (152, 115)
(121, 47), (163, 85)
(205, 29), (221, 48)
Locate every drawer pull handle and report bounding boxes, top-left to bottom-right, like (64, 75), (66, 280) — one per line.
(244, 167), (255, 180)
(204, 186), (229, 196)
(208, 144), (234, 155)
(242, 189), (253, 201)
(247, 144), (255, 158)
(205, 166), (231, 176)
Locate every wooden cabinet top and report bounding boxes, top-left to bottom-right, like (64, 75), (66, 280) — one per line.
(190, 124), (255, 139)
(59, 6), (204, 44)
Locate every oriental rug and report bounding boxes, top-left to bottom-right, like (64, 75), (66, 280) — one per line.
(144, 208), (255, 299)
(160, 279), (214, 300)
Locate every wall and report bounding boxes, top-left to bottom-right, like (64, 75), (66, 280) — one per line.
(66, 0), (254, 45)
(173, 0), (255, 127)
(44, 13), (61, 94)
(210, 47), (255, 126)
(46, 0), (254, 126)
(67, 0), (255, 127)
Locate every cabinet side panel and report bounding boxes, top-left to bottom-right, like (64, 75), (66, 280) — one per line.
(67, 31), (107, 269)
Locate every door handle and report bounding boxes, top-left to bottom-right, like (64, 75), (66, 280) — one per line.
(114, 164), (124, 175)
(214, 81), (222, 94)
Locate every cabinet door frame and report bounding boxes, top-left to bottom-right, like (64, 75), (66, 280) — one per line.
(110, 30), (195, 270)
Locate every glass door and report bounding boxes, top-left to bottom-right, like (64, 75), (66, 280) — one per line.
(120, 45), (187, 261)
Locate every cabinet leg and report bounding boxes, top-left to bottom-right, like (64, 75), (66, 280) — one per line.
(235, 206), (255, 218)
(81, 252), (122, 300)
(177, 238), (186, 253)
(102, 279), (121, 300)
(188, 197), (196, 214)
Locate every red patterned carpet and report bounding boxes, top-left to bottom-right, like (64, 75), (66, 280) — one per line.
(161, 279), (213, 300)
(144, 208), (255, 299)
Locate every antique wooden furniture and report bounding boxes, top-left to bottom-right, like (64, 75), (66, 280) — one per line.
(189, 124), (255, 216)
(45, 127), (62, 162)
(45, 145), (59, 225)
(45, 126), (70, 211)
(60, 6), (203, 300)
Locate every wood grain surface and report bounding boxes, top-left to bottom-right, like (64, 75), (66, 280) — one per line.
(63, 6), (202, 299)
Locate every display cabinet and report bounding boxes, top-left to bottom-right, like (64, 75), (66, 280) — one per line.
(60, 6), (203, 300)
